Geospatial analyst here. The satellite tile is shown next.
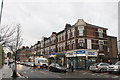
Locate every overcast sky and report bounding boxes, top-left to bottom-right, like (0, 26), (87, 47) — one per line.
(0, 0), (118, 47)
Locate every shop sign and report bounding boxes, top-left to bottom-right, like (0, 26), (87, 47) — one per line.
(74, 50), (85, 54)
(49, 53), (56, 55)
(66, 52), (76, 57)
(87, 51), (97, 57)
(49, 53), (56, 57)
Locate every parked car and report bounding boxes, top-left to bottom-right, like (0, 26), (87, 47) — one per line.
(89, 63), (109, 73)
(49, 63), (67, 73)
(20, 62), (26, 65)
(26, 62), (34, 67)
(107, 61), (120, 73)
(16, 61), (20, 64)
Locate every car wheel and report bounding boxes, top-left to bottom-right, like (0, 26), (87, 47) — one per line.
(92, 71), (95, 73)
(64, 70), (66, 73)
(108, 71), (113, 74)
(100, 68), (104, 73)
(49, 68), (51, 71)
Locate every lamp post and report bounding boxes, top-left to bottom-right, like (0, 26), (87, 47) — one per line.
(0, 0), (4, 26)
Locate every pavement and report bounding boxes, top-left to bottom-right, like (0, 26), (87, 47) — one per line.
(0, 64), (25, 79)
(0, 68), (2, 80)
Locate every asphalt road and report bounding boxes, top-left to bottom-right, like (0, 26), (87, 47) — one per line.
(16, 64), (120, 78)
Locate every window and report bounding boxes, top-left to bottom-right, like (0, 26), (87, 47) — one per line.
(79, 30), (84, 36)
(79, 39), (84, 48)
(67, 30), (70, 39)
(72, 41), (74, 49)
(71, 28), (75, 37)
(67, 42), (70, 50)
(99, 40), (104, 51)
(98, 29), (103, 38)
(98, 32), (103, 38)
(78, 26), (84, 36)
(108, 48), (110, 52)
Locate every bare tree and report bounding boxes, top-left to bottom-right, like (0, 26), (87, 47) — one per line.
(0, 25), (16, 46)
(0, 24), (23, 77)
(10, 24), (23, 77)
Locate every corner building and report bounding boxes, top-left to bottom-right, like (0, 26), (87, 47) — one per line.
(41, 19), (117, 70)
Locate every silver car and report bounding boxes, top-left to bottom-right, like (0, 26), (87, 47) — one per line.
(89, 63), (109, 72)
(107, 61), (120, 73)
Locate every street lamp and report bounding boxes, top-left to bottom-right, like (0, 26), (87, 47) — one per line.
(0, 0), (4, 25)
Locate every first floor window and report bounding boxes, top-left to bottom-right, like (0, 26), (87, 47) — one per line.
(72, 41), (74, 49)
(99, 45), (104, 51)
(98, 32), (103, 38)
(79, 39), (84, 48)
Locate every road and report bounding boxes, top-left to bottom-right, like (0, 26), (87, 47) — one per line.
(16, 64), (120, 78)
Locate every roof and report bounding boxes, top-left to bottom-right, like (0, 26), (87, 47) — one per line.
(86, 23), (108, 30)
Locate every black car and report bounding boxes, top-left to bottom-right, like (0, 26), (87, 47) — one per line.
(49, 63), (67, 73)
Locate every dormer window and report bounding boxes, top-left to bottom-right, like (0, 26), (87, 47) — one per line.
(78, 26), (84, 36)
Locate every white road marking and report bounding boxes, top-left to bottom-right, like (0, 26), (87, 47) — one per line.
(91, 74), (96, 75)
(112, 76), (119, 78)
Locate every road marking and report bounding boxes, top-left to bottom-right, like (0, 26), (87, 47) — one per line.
(112, 76), (119, 78)
(83, 72), (87, 74)
(31, 70), (33, 72)
(23, 71), (26, 74)
(39, 71), (62, 78)
(91, 74), (96, 75)
(105, 76), (110, 78)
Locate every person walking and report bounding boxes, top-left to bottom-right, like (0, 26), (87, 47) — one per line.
(71, 61), (74, 72)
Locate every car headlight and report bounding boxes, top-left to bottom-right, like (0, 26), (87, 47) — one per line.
(114, 66), (118, 69)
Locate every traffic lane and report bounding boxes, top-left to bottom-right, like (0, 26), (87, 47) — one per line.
(19, 69), (63, 78)
(16, 64), (120, 78)
(18, 67), (120, 78)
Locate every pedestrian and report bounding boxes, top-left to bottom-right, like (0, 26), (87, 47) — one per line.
(71, 62), (74, 72)
(12, 63), (15, 71)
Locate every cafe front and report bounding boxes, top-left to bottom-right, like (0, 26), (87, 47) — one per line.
(65, 49), (98, 70)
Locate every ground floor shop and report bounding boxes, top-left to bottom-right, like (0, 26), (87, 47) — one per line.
(66, 57), (97, 70)
(66, 49), (98, 70)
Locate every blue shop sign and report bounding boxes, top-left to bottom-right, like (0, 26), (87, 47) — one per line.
(88, 52), (96, 55)
(74, 50), (85, 54)
(50, 53), (56, 55)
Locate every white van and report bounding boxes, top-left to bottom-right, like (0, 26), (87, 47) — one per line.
(35, 57), (48, 68)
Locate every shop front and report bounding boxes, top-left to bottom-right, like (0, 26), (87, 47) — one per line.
(48, 53), (56, 64)
(65, 49), (98, 70)
(56, 53), (65, 66)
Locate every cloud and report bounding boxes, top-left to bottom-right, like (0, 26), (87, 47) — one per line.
(1, 1), (118, 46)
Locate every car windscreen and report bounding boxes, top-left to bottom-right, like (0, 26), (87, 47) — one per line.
(115, 61), (120, 65)
(38, 60), (47, 63)
(91, 63), (99, 66)
(55, 64), (60, 67)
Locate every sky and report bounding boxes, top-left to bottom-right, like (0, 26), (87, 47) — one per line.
(0, 0), (119, 47)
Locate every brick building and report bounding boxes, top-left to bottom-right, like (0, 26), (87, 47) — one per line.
(31, 19), (118, 69)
